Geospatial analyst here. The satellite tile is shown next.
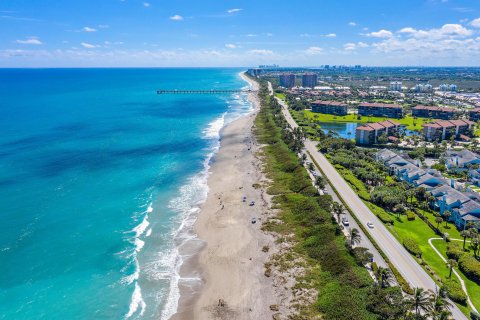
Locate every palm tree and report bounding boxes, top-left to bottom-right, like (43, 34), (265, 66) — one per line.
(429, 289), (453, 320)
(443, 210), (451, 227)
(446, 259), (458, 279)
(435, 216), (443, 229)
(348, 228), (362, 248)
(408, 287), (433, 318)
(461, 230), (469, 249)
(375, 267), (392, 288)
(472, 236), (479, 258)
(332, 202), (344, 224)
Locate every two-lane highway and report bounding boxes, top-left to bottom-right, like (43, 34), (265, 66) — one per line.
(268, 82), (467, 320)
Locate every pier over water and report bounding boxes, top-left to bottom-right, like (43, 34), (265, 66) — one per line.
(156, 89), (256, 94)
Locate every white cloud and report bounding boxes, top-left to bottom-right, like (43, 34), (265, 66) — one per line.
(246, 34), (256, 37)
(98, 24), (109, 29)
(304, 46), (324, 55)
(82, 27), (97, 32)
(225, 44), (237, 49)
(143, 2), (150, 7)
(81, 42), (98, 49)
(348, 22), (357, 26)
(344, 42), (356, 51)
(300, 33), (314, 38)
(248, 49), (273, 55)
(169, 15), (183, 21)
(367, 29), (393, 38)
(397, 24), (472, 39)
(265, 33), (273, 37)
(227, 8), (242, 14)
(399, 27), (416, 34)
(357, 42), (369, 48)
(471, 18), (480, 28)
(15, 37), (42, 45)
(324, 33), (336, 38)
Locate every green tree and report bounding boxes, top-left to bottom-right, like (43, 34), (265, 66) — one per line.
(348, 228), (362, 248)
(376, 267), (392, 288)
(443, 210), (451, 227)
(407, 287), (432, 318)
(429, 289), (453, 320)
(435, 216), (443, 230)
(332, 202), (345, 224)
(461, 230), (469, 250)
(446, 259), (458, 279)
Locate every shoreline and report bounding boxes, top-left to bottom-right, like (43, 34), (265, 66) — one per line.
(170, 73), (279, 319)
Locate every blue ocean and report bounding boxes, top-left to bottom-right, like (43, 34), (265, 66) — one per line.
(0, 68), (252, 319)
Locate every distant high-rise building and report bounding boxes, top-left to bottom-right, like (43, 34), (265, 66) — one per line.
(279, 74), (296, 88)
(389, 81), (402, 91)
(354, 65), (362, 69)
(414, 84), (433, 93)
(439, 84), (458, 92)
(301, 73), (318, 88)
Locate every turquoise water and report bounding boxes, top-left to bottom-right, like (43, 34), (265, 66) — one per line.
(0, 68), (252, 319)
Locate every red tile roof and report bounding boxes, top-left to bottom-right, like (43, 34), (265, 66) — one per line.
(312, 100), (347, 107)
(358, 102), (402, 109)
(356, 125), (375, 131)
(413, 105), (455, 113)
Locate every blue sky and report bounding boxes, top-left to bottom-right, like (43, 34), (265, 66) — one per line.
(1, 0), (480, 67)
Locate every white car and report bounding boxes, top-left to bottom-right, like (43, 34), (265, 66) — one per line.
(367, 222), (374, 229)
(342, 218), (349, 227)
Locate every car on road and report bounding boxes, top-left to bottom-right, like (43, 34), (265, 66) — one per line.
(251, 218), (256, 224)
(341, 218), (349, 227)
(367, 222), (374, 229)
(249, 201), (255, 206)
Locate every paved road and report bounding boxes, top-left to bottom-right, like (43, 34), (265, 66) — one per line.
(269, 83), (467, 320)
(302, 151), (389, 270)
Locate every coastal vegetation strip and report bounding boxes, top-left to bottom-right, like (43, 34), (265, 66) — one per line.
(253, 76), (429, 320)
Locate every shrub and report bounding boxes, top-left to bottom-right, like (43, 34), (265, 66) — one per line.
(458, 254), (480, 285)
(446, 243), (465, 261)
(406, 210), (416, 221)
(471, 311), (480, 320)
(403, 238), (422, 258)
(442, 282), (467, 305)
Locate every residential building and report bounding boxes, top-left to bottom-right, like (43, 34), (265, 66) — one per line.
(389, 81), (402, 91)
(445, 149), (480, 169)
(376, 149), (480, 229)
(246, 68), (263, 77)
(423, 119), (474, 141)
(302, 73), (318, 88)
(469, 108), (480, 122)
(279, 74), (296, 88)
(357, 102), (404, 118)
(311, 100), (348, 115)
(439, 84), (458, 92)
(414, 84), (433, 93)
(355, 120), (401, 145)
(430, 185), (480, 229)
(411, 105), (456, 120)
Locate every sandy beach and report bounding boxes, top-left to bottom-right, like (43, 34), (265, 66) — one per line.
(171, 73), (281, 320)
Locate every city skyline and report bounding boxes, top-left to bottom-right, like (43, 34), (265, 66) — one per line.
(1, 0), (480, 67)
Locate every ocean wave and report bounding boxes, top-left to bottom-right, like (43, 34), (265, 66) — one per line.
(126, 282), (146, 318)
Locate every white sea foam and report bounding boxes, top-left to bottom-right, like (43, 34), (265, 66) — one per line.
(126, 282), (146, 318)
(145, 228), (152, 237)
(157, 78), (255, 319)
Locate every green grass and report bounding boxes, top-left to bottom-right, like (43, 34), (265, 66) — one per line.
(303, 110), (430, 131)
(432, 240), (480, 313)
(332, 164), (479, 314)
(275, 92), (286, 100)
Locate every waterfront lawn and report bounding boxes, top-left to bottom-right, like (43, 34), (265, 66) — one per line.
(303, 110), (429, 131)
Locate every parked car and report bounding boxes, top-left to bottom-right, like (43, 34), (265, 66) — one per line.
(251, 218), (256, 224)
(367, 222), (374, 229)
(341, 218), (349, 227)
(249, 201), (255, 206)
(242, 196), (247, 202)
